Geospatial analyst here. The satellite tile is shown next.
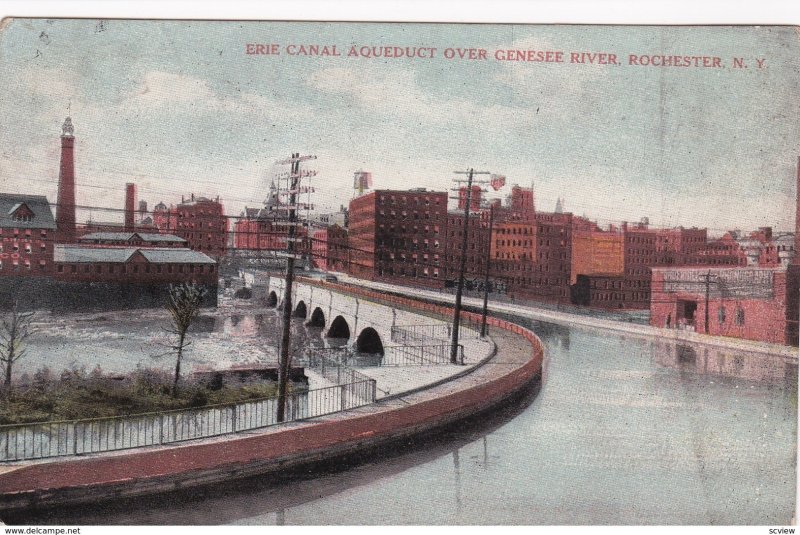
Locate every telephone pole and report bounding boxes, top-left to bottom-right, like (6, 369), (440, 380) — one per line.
(700, 270), (716, 334)
(450, 168), (490, 364)
(480, 204), (495, 338)
(276, 152), (316, 422)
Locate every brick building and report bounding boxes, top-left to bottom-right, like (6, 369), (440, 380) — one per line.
(311, 224), (348, 273)
(0, 117), (220, 310)
(444, 211), (491, 287)
(233, 208), (311, 258)
(522, 212), (573, 302)
(0, 194), (56, 276)
(650, 266), (796, 346)
(54, 245), (217, 285)
(347, 189), (447, 288)
(570, 225), (624, 285)
(172, 195), (228, 259)
(457, 185), (482, 212)
(232, 178), (313, 260)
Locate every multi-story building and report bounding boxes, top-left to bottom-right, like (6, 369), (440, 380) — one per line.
(570, 224), (624, 285)
(172, 194), (228, 259)
(0, 117), (220, 310)
(347, 189), (448, 288)
(650, 266), (796, 346)
(152, 201), (177, 231)
(618, 222), (724, 309)
(523, 211), (573, 302)
(444, 211), (491, 287)
(0, 194), (56, 276)
(149, 194), (228, 259)
(311, 224), (348, 273)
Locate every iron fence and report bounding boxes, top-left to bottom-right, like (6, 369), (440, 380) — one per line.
(390, 321), (483, 345)
(0, 376), (375, 463)
(306, 343), (464, 367)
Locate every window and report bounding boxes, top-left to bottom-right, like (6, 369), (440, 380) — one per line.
(735, 307), (745, 326)
(718, 306), (726, 324)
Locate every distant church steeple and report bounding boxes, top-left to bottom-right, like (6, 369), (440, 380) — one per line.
(264, 178), (279, 212)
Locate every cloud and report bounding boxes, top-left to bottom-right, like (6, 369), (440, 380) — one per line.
(306, 65), (534, 132)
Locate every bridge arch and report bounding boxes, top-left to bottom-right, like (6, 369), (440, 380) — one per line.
(356, 327), (384, 355)
(327, 315), (351, 340)
(293, 301), (308, 319)
(308, 307), (326, 328)
(266, 291), (278, 308)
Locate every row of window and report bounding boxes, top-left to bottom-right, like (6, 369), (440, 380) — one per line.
(0, 229), (47, 238)
(380, 224), (441, 235)
(377, 195), (442, 206)
(0, 243), (46, 253)
(0, 260), (46, 270)
(55, 263), (216, 275)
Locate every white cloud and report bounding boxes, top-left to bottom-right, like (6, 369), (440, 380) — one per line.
(307, 65), (534, 132)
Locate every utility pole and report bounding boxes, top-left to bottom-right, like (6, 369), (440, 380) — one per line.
(450, 168), (490, 364)
(276, 152), (316, 422)
(700, 270), (716, 334)
(480, 204), (495, 338)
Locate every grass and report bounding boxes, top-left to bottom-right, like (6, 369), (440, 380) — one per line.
(0, 365), (291, 425)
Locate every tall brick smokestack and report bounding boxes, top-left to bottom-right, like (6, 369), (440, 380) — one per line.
(56, 117), (77, 243)
(125, 183), (136, 232)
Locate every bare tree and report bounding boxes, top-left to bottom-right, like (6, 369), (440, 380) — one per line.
(0, 300), (36, 390)
(165, 282), (207, 397)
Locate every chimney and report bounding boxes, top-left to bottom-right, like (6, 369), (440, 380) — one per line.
(125, 183), (136, 232)
(56, 117), (77, 243)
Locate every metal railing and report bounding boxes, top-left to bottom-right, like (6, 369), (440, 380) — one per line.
(0, 373), (376, 463)
(390, 321), (483, 345)
(307, 343), (464, 367)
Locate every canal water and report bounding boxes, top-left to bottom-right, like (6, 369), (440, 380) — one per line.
(11, 314), (798, 525)
(19, 301), (328, 379)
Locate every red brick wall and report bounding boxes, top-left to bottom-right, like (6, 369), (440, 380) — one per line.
(0, 227), (53, 276)
(650, 268), (791, 345)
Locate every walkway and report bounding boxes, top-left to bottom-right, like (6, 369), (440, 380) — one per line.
(335, 274), (797, 361)
(0, 289), (541, 511)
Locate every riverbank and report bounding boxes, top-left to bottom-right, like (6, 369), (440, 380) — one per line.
(0, 285), (543, 513)
(334, 274), (797, 362)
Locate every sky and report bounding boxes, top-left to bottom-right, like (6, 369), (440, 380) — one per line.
(1, 19), (798, 234)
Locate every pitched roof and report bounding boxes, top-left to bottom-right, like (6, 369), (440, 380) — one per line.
(78, 232), (187, 243)
(0, 193), (56, 229)
(55, 245), (216, 264)
(139, 249), (215, 264)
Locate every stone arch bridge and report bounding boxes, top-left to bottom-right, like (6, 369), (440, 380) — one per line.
(267, 277), (456, 355)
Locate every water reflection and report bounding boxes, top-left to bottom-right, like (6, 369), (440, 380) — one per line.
(11, 312), (797, 525)
(654, 340), (797, 386)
